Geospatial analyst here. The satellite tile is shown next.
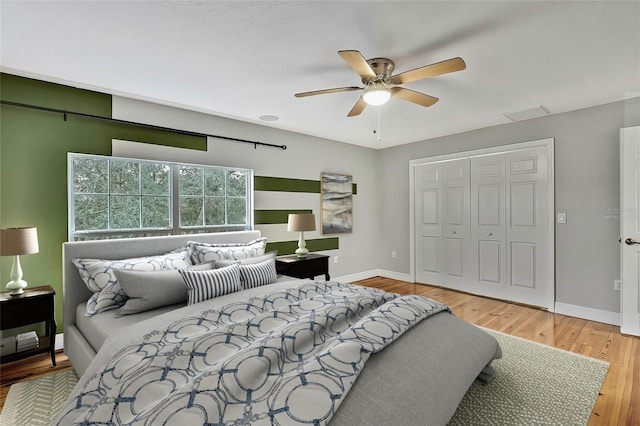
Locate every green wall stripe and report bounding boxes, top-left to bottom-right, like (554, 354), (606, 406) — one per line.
(255, 209), (312, 225)
(1, 73), (207, 151)
(1, 73), (111, 116)
(266, 238), (339, 255)
(255, 176), (320, 193)
(255, 176), (358, 195)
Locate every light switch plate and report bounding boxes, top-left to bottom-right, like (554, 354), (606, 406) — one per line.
(557, 213), (567, 224)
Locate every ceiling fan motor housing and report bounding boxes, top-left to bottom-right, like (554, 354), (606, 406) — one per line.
(363, 58), (395, 84)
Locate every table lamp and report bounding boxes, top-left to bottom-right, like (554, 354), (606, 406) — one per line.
(1, 227), (39, 295)
(287, 214), (316, 257)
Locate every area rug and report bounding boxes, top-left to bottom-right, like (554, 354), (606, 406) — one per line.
(449, 328), (609, 425)
(0, 369), (78, 426)
(0, 328), (608, 426)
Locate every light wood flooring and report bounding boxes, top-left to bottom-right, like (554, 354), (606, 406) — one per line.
(0, 277), (637, 425)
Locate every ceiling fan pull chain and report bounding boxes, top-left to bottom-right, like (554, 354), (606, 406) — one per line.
(376, 107), (382, 141)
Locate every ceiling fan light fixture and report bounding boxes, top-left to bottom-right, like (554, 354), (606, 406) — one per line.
(362, 87), (391, 106)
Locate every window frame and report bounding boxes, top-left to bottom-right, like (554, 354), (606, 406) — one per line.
(67, 153), (254, 241)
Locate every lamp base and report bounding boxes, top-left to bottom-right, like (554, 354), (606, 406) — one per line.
(6, 279), (28, 296)
(295, 247), (309, 258)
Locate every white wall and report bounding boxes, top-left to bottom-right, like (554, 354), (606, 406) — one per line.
(111, 97), (380, 280)
(378, 97), (640, 316)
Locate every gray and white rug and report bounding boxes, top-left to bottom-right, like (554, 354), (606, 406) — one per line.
(0, 328), (608, 426)
(449, 328), (609, 425)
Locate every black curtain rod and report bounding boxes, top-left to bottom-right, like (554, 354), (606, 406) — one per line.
(1, 100), (287, 150)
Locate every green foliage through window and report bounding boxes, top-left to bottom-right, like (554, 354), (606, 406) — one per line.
(68, 153), (253, 240)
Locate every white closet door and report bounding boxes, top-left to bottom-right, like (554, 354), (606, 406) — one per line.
(506, 146), (549, 307)
(415, 159), (470, 290)
(412, 141), (552, 309)
(471, 154), (507, 300)
(442, 160), (472, 290)
(414, 162), (444, 285)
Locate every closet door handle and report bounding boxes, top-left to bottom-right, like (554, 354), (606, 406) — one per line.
(625, 238), (640, 245)
(489, 232), (493, 236)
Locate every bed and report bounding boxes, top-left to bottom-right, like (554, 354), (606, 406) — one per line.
(58, 230), (501, 425)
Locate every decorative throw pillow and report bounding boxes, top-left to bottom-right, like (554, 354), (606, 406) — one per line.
(215, 251), (277, 268)
(188, 237), (267, 264)
(179, 263), (242, 305)
(73, 248), (192, 316)
(238, 258), (278, 289)
(114, 261), (215, 315)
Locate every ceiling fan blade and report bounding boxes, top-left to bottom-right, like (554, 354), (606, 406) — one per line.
(390, 57), (466, 85)
(391, 87), (439, 107)
(347, 97), (367, 117)
(338, 50), (377, 79)
(295, 86), (362, 98)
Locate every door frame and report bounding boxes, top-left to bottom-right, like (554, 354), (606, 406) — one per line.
(409, 138), (555, 310)
(620, 126), (640, 335)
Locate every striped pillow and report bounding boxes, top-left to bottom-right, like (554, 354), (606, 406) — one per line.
(179, 263), (241, 305)
(239, 258), (278, 289)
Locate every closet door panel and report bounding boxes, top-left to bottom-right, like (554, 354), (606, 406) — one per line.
(445, 237), (464, 277)
(415, 163), (444, 284)
(510, 242), (536, 288)
(478, 240), (501, 283)
(471, 154), (507, 299)
(506, 147), (549, 307)
(420, 236), (440, 273)
(442, 159), (472, 290)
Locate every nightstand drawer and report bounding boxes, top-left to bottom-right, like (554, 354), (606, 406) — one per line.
(1, 296), (51, 329)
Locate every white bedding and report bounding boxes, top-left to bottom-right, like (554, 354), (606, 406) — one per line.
(56, 281), (451, 425)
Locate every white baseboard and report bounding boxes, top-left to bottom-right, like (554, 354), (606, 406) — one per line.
(554, 302), (620, 326)
(334, 269), (413, 283)
(55, 333), (64, 351)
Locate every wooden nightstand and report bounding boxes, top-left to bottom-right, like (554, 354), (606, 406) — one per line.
(0, 285), (56, 366)
(276, 253), (330, 281)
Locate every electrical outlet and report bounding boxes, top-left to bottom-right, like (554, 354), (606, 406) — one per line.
(391, 251), (397, 259)
(614, 279), (622, 291)
(333, 256), (339, 264)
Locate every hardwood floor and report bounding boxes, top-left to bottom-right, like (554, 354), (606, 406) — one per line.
(0, 277), (637, 425)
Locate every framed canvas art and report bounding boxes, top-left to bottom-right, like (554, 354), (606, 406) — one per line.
(321, 173), (352, 234)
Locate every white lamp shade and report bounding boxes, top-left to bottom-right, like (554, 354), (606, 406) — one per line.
(287, 214), (316, 232)
(0, 227), (39, 256)
(363, 88), (391, 106)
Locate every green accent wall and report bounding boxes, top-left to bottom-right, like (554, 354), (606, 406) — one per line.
(0, 73), (206, 333)
(266, 238), (339, 254)
(255, 176), (357, 194)
(254, 209), (312, 225)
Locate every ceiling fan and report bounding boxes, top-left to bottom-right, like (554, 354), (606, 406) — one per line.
(295, 50), (466, 117)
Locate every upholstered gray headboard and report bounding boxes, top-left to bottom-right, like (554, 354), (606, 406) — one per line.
(62, 230), (261, 364)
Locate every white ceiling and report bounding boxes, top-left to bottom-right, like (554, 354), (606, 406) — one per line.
(1, 1), (639, 149)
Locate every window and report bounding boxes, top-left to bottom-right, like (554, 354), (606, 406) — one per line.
(68, 153), (253, 241)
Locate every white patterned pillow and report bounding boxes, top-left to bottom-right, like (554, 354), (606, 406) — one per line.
(238, 258), (278, 289)
(179, 263), (242, 305)
(73, 248), (192, 316)
(215, 251), (277, 268)
(188, 237), (267, 263)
